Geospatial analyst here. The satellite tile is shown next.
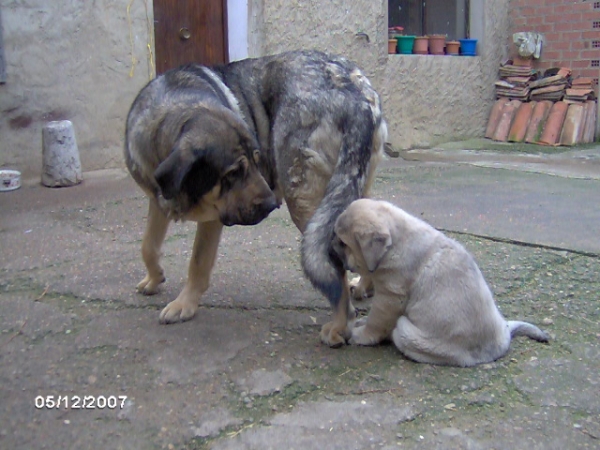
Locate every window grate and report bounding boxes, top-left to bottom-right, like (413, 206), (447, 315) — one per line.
(593, 41), (600, 48)
(594, 1), (600, 8)
(594, 21), (600, 28)
(592, 60), (600, 67)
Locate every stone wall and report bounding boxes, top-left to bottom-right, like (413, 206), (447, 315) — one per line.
(0, 0), (154, 180)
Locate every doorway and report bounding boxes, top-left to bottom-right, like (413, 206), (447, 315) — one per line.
(153, 0), (228, 74)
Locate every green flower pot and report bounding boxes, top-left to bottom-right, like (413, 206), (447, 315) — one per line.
(396, 35), (416, 54)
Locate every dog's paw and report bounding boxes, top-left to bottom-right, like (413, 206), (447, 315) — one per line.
(349, 325), (380, 346)
(349, 276), (374, 301)
(136, 273), (166, 295)
(320, 321), (351, 348)
(159, 298), (198, 324)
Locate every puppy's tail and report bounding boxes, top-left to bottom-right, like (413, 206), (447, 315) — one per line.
(508, 321), (550, 343)
(301, 92), (386, 308)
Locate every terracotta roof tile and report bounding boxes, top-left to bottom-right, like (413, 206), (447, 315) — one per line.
(485, 98), (510, 139)
(488, 61), (597, 146)
(524, 100), (553, 144)
(559, 103), (586, 146)
(492, 100), (521, 142)
(508, 102), (535, 142)
(582, 101), (597, 144)
(539, 101), (569, 145)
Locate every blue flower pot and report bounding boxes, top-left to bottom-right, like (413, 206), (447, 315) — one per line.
(459, 39), (477, 56)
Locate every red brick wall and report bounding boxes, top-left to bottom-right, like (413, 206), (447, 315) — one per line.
(509, 0), (600, 84)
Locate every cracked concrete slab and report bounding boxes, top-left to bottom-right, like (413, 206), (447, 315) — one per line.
(1, 142), (599, 449)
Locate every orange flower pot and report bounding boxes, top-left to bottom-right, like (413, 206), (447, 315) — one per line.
(388, 39), (397, 54)
(446, 40), (460, 55)
(428, 35), (446, 55)
(413, 36), (428, 55)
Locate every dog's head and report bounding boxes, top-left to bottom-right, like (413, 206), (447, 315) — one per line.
(333, 199), (392, 274)
(154, 104), (278, 226)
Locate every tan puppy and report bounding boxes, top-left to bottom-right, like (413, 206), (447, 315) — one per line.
(333, 199), (549, 367)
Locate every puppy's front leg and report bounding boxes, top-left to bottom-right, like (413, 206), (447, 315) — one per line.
(320, 272), (355, 348)
(159, 220), (223, 324)
(350, 294), (405, 346)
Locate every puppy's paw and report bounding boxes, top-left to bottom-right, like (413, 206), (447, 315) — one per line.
(349, 276), (374, 301)
(136, 273), (165, 295)
(320, 321), (351, 348)
(349, 325), (381, 346)
(159, 298), (198, 324)
(353, 316), (368, 328)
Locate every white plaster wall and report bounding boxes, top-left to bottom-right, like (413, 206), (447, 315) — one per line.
(228, 0), (248, 61)
(0, 0), (154, 180)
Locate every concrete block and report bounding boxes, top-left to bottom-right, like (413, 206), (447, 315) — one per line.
(42, 120), (82, 187)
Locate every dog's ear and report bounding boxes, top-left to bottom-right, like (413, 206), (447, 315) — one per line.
(355, 230), (392, 272)
(154, 148), (219, 201)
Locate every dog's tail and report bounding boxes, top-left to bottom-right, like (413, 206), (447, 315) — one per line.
(508, 321), (550, 343)
(301, 86), (386, 308)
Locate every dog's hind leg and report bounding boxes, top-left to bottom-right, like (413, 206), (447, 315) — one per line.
(392, 316), (482, 366)
(137, 198), (170, 295)
(320, 271), (355, 347)
(159, 220), (223, 324)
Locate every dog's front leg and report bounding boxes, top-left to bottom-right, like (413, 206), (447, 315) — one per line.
(137, 198), (170, 295)
(320, 272), (355, 348)
(159, 220), (223, 324)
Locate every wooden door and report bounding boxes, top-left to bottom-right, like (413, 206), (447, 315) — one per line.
(153, 0), (228, 74)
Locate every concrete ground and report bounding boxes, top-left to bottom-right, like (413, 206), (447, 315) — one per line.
(1, 139), (599, 449)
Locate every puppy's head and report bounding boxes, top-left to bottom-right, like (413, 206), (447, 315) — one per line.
(333, 199), (392, 274)
(154, 104), (278, 226)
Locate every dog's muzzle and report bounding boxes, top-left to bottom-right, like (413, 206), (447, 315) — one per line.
(221, 195), (279, 227)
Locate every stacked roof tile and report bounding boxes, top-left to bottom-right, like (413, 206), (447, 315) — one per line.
(487, 60), (598, 146)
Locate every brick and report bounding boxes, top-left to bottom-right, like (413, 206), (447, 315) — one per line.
(563, 50), (583, 60)
(536, 6), (554, 16)
(524, 16), (544, 26)
(571, 60), (593, 69)
(520, 6), (536, 16)
(541, 50), (561, 60)
(582, 49), (600, 58)
(544, 32), (562, 42)
(555, 21), (577, 32)
(579, 68), (600, 78)
(582, 31), (600, 40)
(553, 41), (571, 51)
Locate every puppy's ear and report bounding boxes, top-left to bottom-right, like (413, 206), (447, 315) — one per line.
(154, 148), (219, 201)
(355, 230), (392, 272)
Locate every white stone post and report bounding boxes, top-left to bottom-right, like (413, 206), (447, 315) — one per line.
(42, 120), (82, 187)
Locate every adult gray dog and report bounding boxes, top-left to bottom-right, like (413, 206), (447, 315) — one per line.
(333, 199), (550, 366)
(124, 50), (386, 347)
